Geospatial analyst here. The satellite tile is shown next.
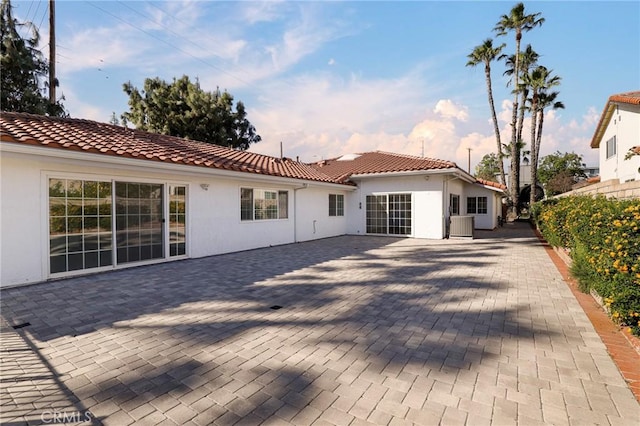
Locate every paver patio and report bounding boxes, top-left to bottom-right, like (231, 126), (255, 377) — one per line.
(1, 223), (639, 425)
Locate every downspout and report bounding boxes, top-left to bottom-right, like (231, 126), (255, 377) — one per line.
(293, 183), (308, 243)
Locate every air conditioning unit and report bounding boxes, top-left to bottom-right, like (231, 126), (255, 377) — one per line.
(449, 215), (474, 239)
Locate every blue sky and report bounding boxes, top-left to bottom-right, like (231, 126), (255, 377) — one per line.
(14, 0), (640, 170)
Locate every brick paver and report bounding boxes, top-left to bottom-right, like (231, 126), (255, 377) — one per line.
(1, 223), (639, 425)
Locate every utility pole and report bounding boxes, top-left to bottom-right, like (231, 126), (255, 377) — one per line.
(49, 0), (56, 105)
(467, 148), (472, 173)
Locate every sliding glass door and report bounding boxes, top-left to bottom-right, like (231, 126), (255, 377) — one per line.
(115, 182), (164, 264)
(366, 193), (412, 236)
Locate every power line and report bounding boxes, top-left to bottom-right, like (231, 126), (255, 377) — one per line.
(37, 1), (48, 34)
(87, 1), (254, 89)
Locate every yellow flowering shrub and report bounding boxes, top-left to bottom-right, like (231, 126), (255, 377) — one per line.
(533, 196), (640, 336)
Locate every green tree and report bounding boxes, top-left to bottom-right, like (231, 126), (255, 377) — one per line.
(494, 2), (544, 219)
(467, 39), (507, 187)
(122, 75), (261, 150)
(474, 153), (502, 183)
(0, 0), (66, 116)
(538, 151), (585, 196)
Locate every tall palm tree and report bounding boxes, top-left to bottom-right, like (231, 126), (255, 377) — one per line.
(467, 38), (507, 186)
(531, 90), (564, 206)
(523, 66), (560, 207)
(494, 3), (544, 219)
(508, 45), (540, 158)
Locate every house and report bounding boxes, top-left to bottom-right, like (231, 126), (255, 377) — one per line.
(0, 112), (503, 288)
(590, 91), (640, 182)
(309, 152), (504, 236)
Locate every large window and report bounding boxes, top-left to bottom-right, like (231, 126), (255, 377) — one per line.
(366, 193), (411, 235)
(606, 136), (617, 159)
(241, 188), (288, 221)
(467, 196), (488, 214)
(49, 179), (113, 273)
(329, 194), (344, 217)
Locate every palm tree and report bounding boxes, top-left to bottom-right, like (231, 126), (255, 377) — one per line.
(508, 45), (540, 158)
(467, 39), (507, 186)
(531, 89), (564, 205)
(494, 3), (544, 219)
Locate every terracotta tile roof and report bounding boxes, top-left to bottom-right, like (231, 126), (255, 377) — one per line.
(309, 151), (457, 182)
(0, 111), (342, 185)
(590, 91), (640, 148)
(475, 178), (507, 190)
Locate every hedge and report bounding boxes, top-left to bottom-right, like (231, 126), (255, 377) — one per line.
(533, 196), (640, 336)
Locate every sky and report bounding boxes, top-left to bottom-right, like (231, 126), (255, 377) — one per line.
(13, 0), (640, 172)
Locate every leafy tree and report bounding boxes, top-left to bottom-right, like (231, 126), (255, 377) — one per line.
(122, 75), (261, 150)
(494, 2), (544, 219)
(538, 151), (585, 195)
(467, 39), (507, 187)
(0, 0), (66, 116)
(475, 153), (502, 183)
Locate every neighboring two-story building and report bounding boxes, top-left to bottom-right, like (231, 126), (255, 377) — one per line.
(590, 91), (640, 183)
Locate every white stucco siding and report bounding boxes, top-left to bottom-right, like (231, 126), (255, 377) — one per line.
(294, 187), (349, 242)
(464, 185), (500, 230)
(0, 148), (349, 287)
(599, 103), (640, 182)
(1, 153), (45, 286)
(188, 180), (296, 257)
(347, 174), (446, 239)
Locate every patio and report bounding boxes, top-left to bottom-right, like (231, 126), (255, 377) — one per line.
(1, 223), (638, 425)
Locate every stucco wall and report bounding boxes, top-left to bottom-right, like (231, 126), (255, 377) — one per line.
(464, 185), (500, 229)
(558, 179), (640, 200)
(348, 174), (447, 239)
(294, 187), (349, 242)
(0, 149), (349, 288)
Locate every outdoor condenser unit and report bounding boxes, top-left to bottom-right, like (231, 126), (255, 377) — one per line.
(449, 215), (475, 239)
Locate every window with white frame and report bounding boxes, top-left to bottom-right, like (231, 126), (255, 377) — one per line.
(467, 196), (488, 214)
(241, 188), (288, 221)
(606, 136), (617, 159)
(329, 194), (344, 216)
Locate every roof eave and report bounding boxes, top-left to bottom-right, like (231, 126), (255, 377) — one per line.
(349, 167), (468, 180)
(1, 141), (356, 189)
(590, 102), (616, 149)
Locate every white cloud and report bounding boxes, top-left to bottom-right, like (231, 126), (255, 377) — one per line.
(433, 99), (469, 122)
(328, 58), (336, 66)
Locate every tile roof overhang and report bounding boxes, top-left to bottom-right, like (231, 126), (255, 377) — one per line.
(590, 91), (640, 149)
(475, 178), (507, 192)
(309, 151), (471, 181)
(0, 111), (353, 188)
